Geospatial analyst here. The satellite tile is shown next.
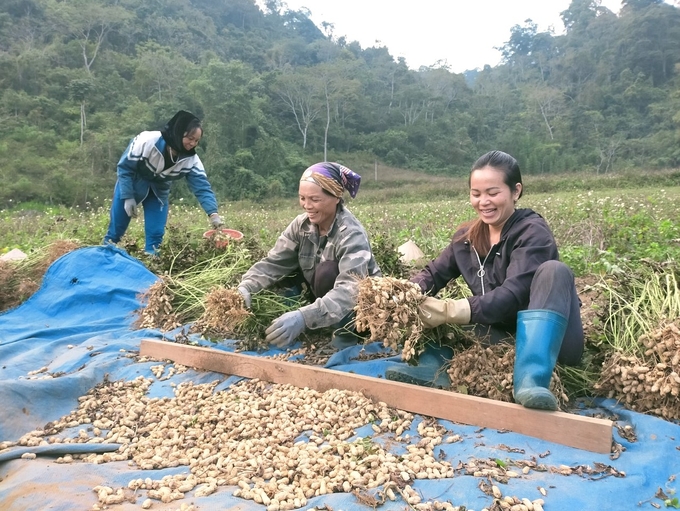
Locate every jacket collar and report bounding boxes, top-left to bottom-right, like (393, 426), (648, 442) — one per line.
(500, 208), (539, 237)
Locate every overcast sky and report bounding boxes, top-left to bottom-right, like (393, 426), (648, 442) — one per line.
(271, 0), (626, 72)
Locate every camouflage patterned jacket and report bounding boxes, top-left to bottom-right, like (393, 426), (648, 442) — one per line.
(238, 207), (381, 329)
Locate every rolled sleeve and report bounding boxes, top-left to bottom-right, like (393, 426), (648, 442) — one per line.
(238, 220), (302, 295)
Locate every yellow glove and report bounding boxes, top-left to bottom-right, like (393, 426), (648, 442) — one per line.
(418, 297), (471, 328)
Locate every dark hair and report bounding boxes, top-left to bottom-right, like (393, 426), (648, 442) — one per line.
(455, 151), (523, 255)
(319, 187), (345, 210)
(470, 150), (523, 200)
(184, 118), (202, 137)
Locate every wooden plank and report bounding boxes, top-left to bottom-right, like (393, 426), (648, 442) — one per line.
(140, 339), (613, 453)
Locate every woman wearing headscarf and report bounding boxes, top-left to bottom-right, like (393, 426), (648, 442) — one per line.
(103, 110), (223, 255)
(236, 162), (382, 349)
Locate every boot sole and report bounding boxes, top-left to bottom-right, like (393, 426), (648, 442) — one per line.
(514, 389), (558, 411)
(385, 368), (450, 389)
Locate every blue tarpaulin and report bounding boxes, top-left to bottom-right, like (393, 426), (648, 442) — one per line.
(1, 245), (678, 510)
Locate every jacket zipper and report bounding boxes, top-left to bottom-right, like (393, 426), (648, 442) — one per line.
(472, 245), (493, 295)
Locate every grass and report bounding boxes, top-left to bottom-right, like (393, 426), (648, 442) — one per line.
(594, 264), (680, 355)
(4, 168), (680, 265)
(4, 178), (680, 281)
(4, 170), (680, 294)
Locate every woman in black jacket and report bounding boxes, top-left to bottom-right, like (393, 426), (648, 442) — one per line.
(386, 150), (583, 410)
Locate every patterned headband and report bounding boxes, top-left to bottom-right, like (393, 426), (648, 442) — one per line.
(300, 162), (361, 198)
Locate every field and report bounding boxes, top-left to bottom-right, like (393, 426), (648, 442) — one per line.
(3, 168), (680, 510)
(2, 167), (680, 418)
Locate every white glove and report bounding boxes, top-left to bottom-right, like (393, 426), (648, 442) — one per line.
(124, 198), (138, 218)
(265, 311), (306, 348)
(418, 297), (471, 328)
(209, 213), (223, 228)
(237, 287), (252, 309)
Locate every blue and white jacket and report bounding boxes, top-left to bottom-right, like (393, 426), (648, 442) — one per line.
(116, 130), (218, 215)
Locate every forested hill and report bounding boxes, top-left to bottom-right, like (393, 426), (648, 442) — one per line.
(1, 0), (679, 207)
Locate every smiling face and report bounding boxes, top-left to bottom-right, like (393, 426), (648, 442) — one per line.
(299, 180), (340, 233)
(182, 127), (202, 151)
(469, 165), (522, 234)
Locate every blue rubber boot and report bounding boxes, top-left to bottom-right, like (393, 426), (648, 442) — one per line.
(513, 309), (567, 411)
(385, 345), (454, 388)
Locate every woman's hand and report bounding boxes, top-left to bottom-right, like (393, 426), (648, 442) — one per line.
(124, 199), (138, 218)
(418, 297), (471, 328)
(265, 310), (306, 348)
(237, 287), (251, 308)
(209, 213), (223, 228)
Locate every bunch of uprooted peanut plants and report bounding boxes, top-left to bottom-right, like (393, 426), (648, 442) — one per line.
(0, 239), (80, 312)
(353, 276), (426, 360)
(133, 244), (305, 348)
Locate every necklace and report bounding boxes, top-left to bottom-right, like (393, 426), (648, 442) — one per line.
(168, 147), (178, 164)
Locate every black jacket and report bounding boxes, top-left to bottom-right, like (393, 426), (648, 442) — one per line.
(411, 208), (559, 331)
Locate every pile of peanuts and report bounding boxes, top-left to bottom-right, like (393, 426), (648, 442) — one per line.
(446, 343), (516, 401)
(446, 343), (568, 409)
(4, 365), (585, 510)
(135, 278), (182, 331)
(9, 374), (460, 510)
(595, 321), (680, 420)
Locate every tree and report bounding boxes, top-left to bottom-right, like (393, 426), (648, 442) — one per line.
(362, 47), (410, 123)
(46, 0), (131, 75)
(67, 78), (94, 145)
(280, 8), (325, 44)
(499, 21), (559, 83)
(560, 0), (602, 34)
(617, 2), (680, 86)
(188, 58), (269, 194)
(133, 42), (193, 102)
(266, 39), (309, 69)
(274, 70), (321, 150)
(419, 66), (469, 123)
(622, 0), (664, 11)
(315, 59), (362, 160)
(525, 84), (565, 140)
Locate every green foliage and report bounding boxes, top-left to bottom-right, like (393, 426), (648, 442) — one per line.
(531, 183), (680, 276)
(1, 0), (679, 208)
(666, 497), (680, 509)
(230, 168), (269, 201)
(368, 231), (410, 281)
(590, 262), (680, 354)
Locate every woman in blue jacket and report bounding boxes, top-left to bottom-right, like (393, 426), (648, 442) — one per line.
(103, 110), (223, 255)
